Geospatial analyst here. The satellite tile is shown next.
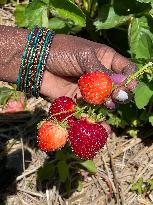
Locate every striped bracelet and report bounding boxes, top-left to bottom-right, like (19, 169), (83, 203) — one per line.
(16, 26), (55, 98)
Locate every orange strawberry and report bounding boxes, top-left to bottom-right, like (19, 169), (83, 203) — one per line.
(37, 120), (68, 152)
(78, 71), (112, 105)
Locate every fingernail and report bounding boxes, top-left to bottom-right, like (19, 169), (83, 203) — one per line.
(104, 97), (116, 110)
(116, 90), (128, 101)
(111, 87), (132, 104)
(122, 63), (138, 76)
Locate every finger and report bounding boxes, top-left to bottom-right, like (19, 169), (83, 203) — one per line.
(94, 44), (137, 74)
(111, 86), (132, 104)
(77, 49), (113, 76)
(103, 97), (116, 110)
(122, 63), (138, 76)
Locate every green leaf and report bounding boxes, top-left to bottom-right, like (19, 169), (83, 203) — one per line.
(49, 0), (86, 27)
(0, 87), (15, 105)
(41, 0), (49, 4)
(131, 178), (144, 194)
(37, 163), (55, 182)
(94, 5), (129, 30)
(14, 4), (29, 27)
(134, 82), (153, 109)
(48, 17), (66, 30)
(0, 0), (7, 5)
(79, 160), (97, 173)
(15, 0), (49, 28)
(147, 178), (153, 190)
(107, 113), (127, 128)
(113, 0), (151, 15)
(149, 115), (153, 126)
(127, 128), (139, 137)
(57, 161), (69, 183)
(55, 150), (67, 160)
(26, 0), (49, 28)
(129, 16), (153, 59)
(136, 0), (153, 3)
(77, 180), (83, 192)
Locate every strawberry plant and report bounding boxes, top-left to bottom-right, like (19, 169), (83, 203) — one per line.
(13, 0), (153, 135)
(37, 148), (97, 195)
(0, 86), (27, 113)
(131, 177), (153, 195)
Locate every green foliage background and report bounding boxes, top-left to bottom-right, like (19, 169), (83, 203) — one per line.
(2, 0), (153, 136)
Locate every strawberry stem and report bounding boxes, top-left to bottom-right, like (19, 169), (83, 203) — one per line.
(62, 106), (88, 123)
(125, 62), (153, 86)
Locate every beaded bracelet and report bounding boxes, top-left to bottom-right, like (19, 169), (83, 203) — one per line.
(16, 26), (55, 98)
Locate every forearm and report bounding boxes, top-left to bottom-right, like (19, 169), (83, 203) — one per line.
(0, 26), (52, 98)
(0, 25), (29, 82)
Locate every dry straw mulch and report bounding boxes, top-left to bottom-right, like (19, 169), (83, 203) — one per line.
(0, 3), (153, 205)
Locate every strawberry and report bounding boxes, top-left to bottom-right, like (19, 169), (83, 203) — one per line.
(48, 96), (77, 126)
(3, 94), (26, 113)
(68, 118), (108, 159)
(38, 120), (68, 152)
(78, 71), (112, 105)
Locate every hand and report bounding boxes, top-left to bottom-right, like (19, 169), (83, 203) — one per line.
(40, 34), (137, 103)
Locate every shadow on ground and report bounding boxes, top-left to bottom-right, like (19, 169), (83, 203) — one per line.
(0, 108), (46, 203)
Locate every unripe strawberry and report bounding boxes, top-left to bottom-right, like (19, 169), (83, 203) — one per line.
(38, 120), (68, 152)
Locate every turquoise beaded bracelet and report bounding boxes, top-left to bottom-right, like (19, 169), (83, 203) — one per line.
(16, 26), (55, 98)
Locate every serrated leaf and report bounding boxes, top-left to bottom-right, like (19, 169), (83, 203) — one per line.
(149, 115), (153, 126)
(94, 5), (129, 30)
(15, 0), (49, 28)
(14, 4), (29, 27)
(26, 0), (49, 28)
(134, 82), (153, 109)
(79, 160), (97, 173)
(129, 16), (153, 59)
(37, 163), (55, 182)
(57, 161), (69, 183)
(49, 0), (86, 27)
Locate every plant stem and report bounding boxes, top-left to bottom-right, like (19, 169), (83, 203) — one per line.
(126, 62), (153, 85)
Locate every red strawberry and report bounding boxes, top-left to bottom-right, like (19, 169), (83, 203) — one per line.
(48, 96), (77, 126)
(38, 120), (68, 152)
(68, 118), (108, 159)
(78, 71), (112, 105)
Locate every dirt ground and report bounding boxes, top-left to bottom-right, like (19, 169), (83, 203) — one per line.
(0, 3), (153, 205)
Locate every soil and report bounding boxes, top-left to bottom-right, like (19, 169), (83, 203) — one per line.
(0, 3), (153, 205)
